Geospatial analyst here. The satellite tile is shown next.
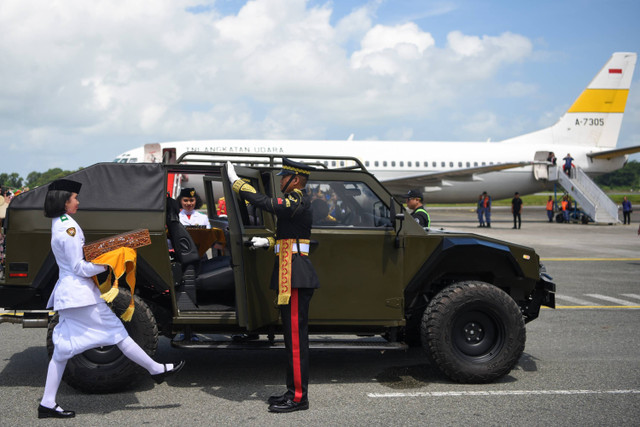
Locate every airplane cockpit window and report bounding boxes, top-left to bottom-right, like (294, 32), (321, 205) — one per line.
(307, 181), (391, 229)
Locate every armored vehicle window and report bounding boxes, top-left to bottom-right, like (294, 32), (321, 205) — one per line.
(307, 181), (391, 228)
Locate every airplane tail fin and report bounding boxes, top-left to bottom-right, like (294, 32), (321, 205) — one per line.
(550, 52), (636, 148)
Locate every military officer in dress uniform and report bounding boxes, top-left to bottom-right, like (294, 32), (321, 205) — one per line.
(406, 189), (430, 228)
(226, 158), (319, 413)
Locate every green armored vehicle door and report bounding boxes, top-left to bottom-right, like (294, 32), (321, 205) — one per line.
(222, 166), (279, 331)
(304, 171), (405, 328)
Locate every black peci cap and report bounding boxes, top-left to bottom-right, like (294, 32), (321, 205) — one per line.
(48, 179), (82, 194)
(178, 188), (197, 199)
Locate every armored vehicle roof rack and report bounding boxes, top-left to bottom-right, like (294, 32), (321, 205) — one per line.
(175, 151), (367, 172)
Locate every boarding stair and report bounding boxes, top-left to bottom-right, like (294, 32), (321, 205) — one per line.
(545, 164), (619, 224)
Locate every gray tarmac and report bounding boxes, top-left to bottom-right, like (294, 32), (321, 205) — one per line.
(1, 207), (639, 425)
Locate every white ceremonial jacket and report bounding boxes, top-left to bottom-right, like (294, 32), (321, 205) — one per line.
(46, 214), (107, 310)
(178, 210), (211, 228)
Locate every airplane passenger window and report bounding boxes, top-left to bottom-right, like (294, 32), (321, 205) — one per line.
(400, 161), (404, 167)
(374, 161), (379, 167)
(331, 161), (337, 166)
(432, 162), (436, 167)
(490, 162), (494, 165)
(383, 161), (388, 167)
(340, 161), (345, 167)
(408, 161), (412, 167)
(365, 161), (370, 167)
(307, 181), (391, 228)
(441, 162), (445, 167)
(466, 162), (470, 167)
(474, 162), (478, 167)
(482, 162), (486, 166)
(458, 162), (462, 167)
(449, 162), (454, 167)
(391, 161), (396, 167)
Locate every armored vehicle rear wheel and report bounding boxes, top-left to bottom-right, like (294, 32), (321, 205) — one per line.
(46, 291), (158, 393)
(421, 281), (525, 383)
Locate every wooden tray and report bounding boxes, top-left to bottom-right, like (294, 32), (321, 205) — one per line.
(83, 229), (152, 261)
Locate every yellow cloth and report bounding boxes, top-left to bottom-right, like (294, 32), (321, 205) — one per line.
(91, 247), (137, 321)
(277, 239), (294, 305)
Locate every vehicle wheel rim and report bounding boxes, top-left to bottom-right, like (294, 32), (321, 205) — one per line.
(81, 345), (124, 364)
(452, 309), (504, 361)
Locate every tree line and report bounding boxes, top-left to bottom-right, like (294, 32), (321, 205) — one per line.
(0, 168), (81, 192)
(1, 160), (639, 193)
(593, 160), (640, 190)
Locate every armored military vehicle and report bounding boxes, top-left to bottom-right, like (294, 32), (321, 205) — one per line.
(0, 153), (555, 392)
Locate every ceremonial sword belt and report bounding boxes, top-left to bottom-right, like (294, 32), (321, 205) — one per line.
(275, 238), (310, 305)
(274, 239), (310, 255)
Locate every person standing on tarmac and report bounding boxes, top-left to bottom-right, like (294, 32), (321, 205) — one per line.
(476, 194), (485, 227)
(481, 191), (492, 228)
(546, 196), (555, 223)
(226, 158), (319, 413)
(511, 192), (523, 229)
(406, 189), (430, 228)
(622, 196), (632, 225)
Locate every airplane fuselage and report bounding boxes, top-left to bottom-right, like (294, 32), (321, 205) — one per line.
(114, 139), (627, 202)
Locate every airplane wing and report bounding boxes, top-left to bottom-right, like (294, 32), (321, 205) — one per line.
(587, 145), (640, 160)
(380, 161), (532, 188)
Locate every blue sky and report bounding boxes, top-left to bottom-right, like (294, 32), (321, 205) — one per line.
(1, 0), (639, 180)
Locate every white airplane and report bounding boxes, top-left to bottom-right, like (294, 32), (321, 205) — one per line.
(114, 52), (639, 203)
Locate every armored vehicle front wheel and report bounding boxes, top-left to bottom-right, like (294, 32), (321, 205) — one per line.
(421, 281), (525, 383)
(46, 291), (159, 393)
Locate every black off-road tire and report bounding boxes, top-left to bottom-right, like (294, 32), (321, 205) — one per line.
(421, 281), (526, 383)
(46, 291), (159, 393)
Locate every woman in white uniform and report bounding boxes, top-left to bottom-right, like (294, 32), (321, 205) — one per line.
(177, 188), (210, 228)
(39, 179), (185, 419)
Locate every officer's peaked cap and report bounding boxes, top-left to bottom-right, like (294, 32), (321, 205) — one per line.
(48, 179), (82, 194)
(277, 158), (314, 177)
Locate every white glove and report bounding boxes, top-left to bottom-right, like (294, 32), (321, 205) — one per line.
(250, 236), (270, 249)
(226, 161), (240, 183)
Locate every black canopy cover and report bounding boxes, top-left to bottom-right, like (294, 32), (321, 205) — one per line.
(9, 163), (166, 212)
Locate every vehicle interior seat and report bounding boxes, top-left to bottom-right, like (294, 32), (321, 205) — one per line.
(165, 197), (235, 303)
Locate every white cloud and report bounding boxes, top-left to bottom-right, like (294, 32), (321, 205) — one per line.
(0, 0), (562, 177)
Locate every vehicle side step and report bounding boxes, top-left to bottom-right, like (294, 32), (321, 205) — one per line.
(171, 335), (408, 351)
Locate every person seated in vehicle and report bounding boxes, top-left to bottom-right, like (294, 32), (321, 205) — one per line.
(177, 188), (210, 229)
(311, 198), (337, 226)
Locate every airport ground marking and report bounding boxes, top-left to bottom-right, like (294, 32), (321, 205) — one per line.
(368, 389), (640, 398)
(544, 305), (640, 309)
(540, 258), (640, 261)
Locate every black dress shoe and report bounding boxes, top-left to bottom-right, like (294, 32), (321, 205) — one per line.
(152, 360), (186, 384)
(232, 333), (260, 342)
(267, 393), (287, 405)
(268, 399), (309, 413)
(38, 404), (75, 419)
